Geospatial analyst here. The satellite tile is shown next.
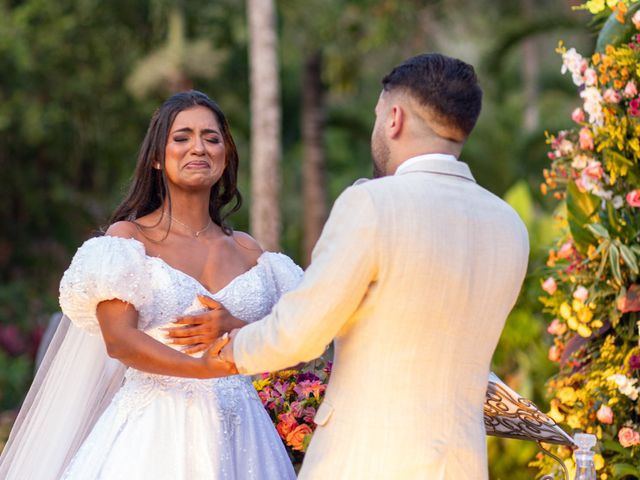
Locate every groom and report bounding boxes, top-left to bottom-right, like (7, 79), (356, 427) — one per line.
(200, 53), (527, 479)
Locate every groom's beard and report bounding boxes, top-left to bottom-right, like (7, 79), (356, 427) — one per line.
(371, 131), (390, 178)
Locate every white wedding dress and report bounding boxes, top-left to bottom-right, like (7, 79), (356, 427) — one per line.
(35, 236), (299, 480)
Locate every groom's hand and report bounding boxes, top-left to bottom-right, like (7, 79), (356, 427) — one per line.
(201, 332), (238, 376)
(164, 295), (247, 355)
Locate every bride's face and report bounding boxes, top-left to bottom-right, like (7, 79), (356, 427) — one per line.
(163, 105), (226, 190)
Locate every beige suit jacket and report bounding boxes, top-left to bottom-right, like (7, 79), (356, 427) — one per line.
(234, 156), (529, 479)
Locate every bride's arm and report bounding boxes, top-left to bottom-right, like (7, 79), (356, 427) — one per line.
(97, 299), (237, 378)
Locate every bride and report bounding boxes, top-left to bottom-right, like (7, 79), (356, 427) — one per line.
(0, 91), (299, 479)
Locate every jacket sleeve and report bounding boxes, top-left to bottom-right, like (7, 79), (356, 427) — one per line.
(233, 185), (378, 374)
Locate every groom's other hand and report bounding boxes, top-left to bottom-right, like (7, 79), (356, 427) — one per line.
(164, 295), (247, 355)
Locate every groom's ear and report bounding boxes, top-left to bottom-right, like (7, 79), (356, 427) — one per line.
(387, 103), (405, 140)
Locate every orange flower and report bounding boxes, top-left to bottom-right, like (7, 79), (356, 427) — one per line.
(540, 183), (548, 195)
(286, 424), (313, 451)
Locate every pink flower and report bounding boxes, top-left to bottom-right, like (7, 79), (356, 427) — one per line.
(547, 319), (567, 336)
(548, 345), (562, 362)
(571, 154), (590, 170)
(290, 401), (304, 417)
(579, 128), (594, 150)
(583, 68), (598, 86)
(573, 286), (589, 302)
(583, 161), (603, 179)
(630, 98), (640, 117)
(603, 88), (622, 104)
(302, 407), (317, 424)
(294, 380), (326, 399)
(624, 81), (638, 98)
(597, 405), (614, 425)
(633, 10), (640, 30)
(571, 108), (585, 123)
(618, 427), (640, 448)
(542, 277), (558, 295)
(627, 190), (640, 207)
(286, 424), (313, 451)
(547, 151), (556, 160)
(557, 242), (574, 259)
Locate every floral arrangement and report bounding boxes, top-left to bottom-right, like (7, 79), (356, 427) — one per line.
(534, 2), (640, 478)
(252, 358), (331, 465)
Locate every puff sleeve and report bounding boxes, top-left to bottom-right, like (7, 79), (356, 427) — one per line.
(261, 252), (304, 299)
(59, 236), (151, 335)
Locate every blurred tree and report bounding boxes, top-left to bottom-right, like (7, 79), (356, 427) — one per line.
(301, 51), (327, 265)
(126, 7), (227, 98)
(247, 0), (281, 251)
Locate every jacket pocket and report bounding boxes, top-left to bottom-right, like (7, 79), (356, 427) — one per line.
(313, 400), (334, 426)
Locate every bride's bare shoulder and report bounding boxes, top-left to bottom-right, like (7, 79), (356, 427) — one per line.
(231, 231), (264, 263)
(105, 221), (140, 239)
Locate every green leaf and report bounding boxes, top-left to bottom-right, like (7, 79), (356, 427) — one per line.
(566, 181), (600, 254)
(610, 244), (623, 284)
(586, 222), (610, 239)
(611, 462), (640, 478)
(619, 243), (639, 274)
(603, 439), (632, 457)
(597, 245), (610, 279)
(596, 2), (640, 52)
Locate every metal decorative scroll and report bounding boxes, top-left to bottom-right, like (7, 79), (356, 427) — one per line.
(484, 372), (575, 446)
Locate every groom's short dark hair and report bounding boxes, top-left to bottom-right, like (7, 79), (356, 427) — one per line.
(382, 53), (482, 138)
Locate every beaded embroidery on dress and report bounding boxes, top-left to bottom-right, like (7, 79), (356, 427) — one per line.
(57, 236), (301, 480)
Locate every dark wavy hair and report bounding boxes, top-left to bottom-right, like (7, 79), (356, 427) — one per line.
(110, 90), (242, 235)
(382, 53), (482, 138)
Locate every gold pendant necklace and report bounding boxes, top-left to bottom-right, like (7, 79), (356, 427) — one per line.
(167, 214), (212, 237)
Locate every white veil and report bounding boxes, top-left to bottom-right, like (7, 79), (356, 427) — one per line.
(0, 315), (126, 479)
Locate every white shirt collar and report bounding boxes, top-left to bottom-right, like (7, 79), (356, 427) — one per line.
(395, 153), (458, 176)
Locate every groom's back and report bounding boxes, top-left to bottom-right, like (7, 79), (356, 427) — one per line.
(302, 169), (529, 479)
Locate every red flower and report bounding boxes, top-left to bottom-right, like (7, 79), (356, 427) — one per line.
(616, 285), (640, 313)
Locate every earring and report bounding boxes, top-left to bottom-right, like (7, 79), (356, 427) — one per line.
(153, 162), (161, 170)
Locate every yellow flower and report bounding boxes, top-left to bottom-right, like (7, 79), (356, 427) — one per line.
(591, 319), (604, 329)
(568, 316), (579, 331)
(577, 307), (594, 323)
(577, 324), (592, 337)
(560, 302), (572, 320)
(585, 0), (606, 13)
(572, 299), (585, 312)
(594, 454), (605, 471)
(557, 387), (578, 405)
(252, 378), (270, 390)
(566, 414), (583, 429)
(548, 405), (565, 423)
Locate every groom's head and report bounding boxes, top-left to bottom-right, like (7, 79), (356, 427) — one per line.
(371, 53), (482, 177)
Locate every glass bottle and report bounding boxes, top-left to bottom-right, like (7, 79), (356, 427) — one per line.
(574, 433), (597, 480)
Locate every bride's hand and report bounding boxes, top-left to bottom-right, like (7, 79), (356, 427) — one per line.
(164, 295), (247, 355)
(200, 333), (238, 377)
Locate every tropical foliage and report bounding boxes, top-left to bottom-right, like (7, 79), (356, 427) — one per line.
(534, 2), (640, 478)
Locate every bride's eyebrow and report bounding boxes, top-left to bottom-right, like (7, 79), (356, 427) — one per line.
(171, 127), (221, 135)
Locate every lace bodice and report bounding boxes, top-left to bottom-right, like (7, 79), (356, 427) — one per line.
(59, 236), (303, 338)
